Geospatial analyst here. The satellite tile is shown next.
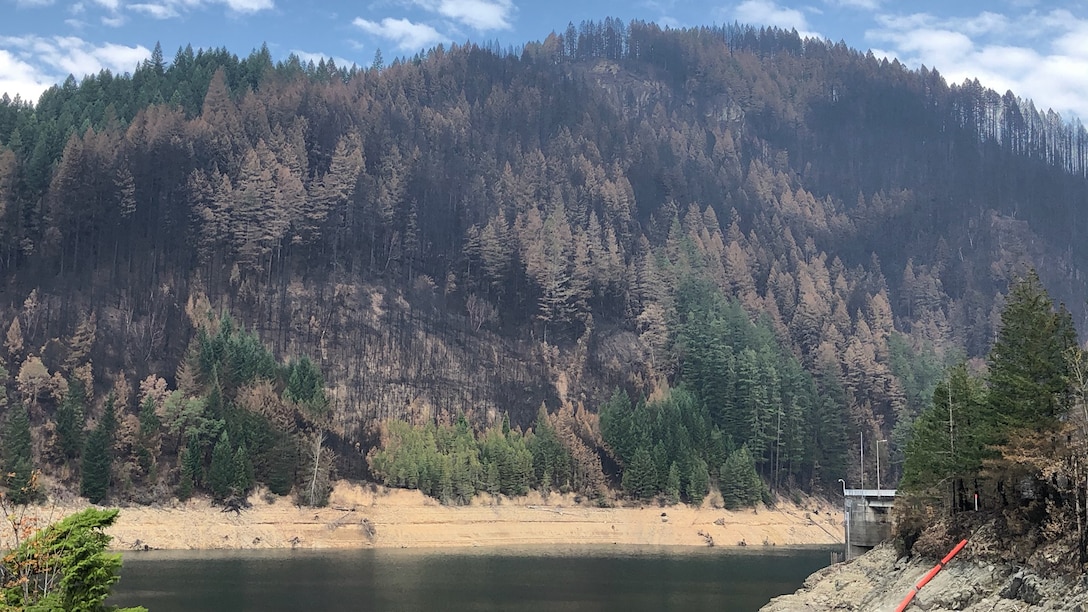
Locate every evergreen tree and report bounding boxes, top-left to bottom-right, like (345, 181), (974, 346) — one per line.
(208, 432), (234, 501)
(720, 446), (762, 509)
(2, 404), (37, 504)
(987, 270), (1077, 429)
(1, 508), (147, 612)
(665, 461), (681, 505)
(685, 457), (709, 506)
(264, 435), (296, 496)
(232, 443), (255, 496)
(56, 378), (86, 460)
(900, 363), (989, 505)
(80, 430), (111, 504)
(81, 397), (118, 504)
(621, 447), (658, 500)
(176, 446), (195, 501)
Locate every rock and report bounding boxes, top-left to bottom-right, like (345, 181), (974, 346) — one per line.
(1000, 571), (1025, 600)
(1019, 575), (1043, 605)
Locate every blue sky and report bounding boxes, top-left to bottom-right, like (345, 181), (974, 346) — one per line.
(2, 0), (1088, 120)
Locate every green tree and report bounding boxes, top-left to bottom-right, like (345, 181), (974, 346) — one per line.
(2, 404), (37, 504)
(208, 432), (234, 501)
(1, 508), (146, 611)
(720, 446), (762, 509)
(665, 461), (681, 505)
(232, 443), (255, 496)
(685, 457), (710, 506)
(987, 270), (1078, 429)
(81, 400), (118, 504)
(56, 378), (86, 460)
(176, 446), (195, 501)
(621, 447), (657, 500)
(900, 364), (989, 509)
(283, 356), (327, 418)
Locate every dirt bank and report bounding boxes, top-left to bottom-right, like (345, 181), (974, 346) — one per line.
(5, 482), (843, 551)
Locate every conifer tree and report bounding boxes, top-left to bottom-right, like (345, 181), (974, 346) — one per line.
(622, 447), (658, 500)
(81, 396), (117, 503)
(987, 270), (1077, 429)
(80, 429), (111, 504)
(686, 457), (710, 506)
(176, 446), (195, 501)
(2, 403), (37, 504)
(56, 378), (86, 460)
(720, 446), (762, 509)
(232, 443), (255, 496)
(208, 432), (234, 501)
(665, 461), (681, 505)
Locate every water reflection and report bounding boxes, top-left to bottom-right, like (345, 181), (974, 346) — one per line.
(109, 545), (832, 612)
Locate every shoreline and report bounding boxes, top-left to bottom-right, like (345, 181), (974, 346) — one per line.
(7, 481), (844, 552)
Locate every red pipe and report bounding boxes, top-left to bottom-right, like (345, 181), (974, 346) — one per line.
(894, 539), (968, 612)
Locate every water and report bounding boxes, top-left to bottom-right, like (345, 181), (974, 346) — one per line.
(109, 545), (831, 611)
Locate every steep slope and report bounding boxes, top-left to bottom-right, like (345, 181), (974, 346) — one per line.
(1, 22), (1087, 501)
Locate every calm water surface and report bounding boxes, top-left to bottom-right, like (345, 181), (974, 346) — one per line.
(109, 545), (831, 611)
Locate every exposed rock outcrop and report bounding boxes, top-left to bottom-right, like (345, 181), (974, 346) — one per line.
(763, 543), (1088, 611)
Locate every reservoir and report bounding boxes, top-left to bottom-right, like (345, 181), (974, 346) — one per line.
(108, 545), (831, 611)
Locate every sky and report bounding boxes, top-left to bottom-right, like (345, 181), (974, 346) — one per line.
(2, 0), (1088, 121)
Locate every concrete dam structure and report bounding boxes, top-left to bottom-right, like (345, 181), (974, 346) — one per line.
(843, 488), (896, 560)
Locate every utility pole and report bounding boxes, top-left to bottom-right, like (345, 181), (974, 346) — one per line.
(839, 478), (849, 560)
(860, 431), (864, 490)
(876, 439), (887, 496)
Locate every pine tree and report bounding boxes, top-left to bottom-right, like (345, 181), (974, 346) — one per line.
(176, 446), (195, 501)
(988, 270), (1077, 429)
(900, 364), (989, 503)
(2, 404), (37, 504)
(665, 461), (681, 505)
(685, 457), (709, 506)
(208, 432), (234, 501)
(80, 397), (117, 504)
(56, 378), (86, 460)
(621, 447), (658, 500)
(232, 443), (255, 496)
(265, 435), (296, 496)
(720, 446), (762, 509)
(80, 429), (111, 504)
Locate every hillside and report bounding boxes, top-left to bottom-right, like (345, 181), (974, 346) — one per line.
(2, 22), (1088, 507)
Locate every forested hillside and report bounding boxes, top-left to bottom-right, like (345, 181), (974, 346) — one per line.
(2, 21), (1087, 506)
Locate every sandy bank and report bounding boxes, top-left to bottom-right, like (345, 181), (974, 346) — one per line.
(7, 482), (843, 551)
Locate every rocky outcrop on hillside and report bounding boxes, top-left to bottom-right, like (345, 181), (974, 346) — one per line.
(762, 543), (1088, 611)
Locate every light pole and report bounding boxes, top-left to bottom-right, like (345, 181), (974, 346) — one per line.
(876, 439), (887, 496)
(838, 478), (849, 560)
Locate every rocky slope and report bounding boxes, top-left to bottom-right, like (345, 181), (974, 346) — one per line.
(762, 542), (1088, 612)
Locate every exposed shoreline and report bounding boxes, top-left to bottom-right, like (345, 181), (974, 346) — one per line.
(6, 482), (844, 552)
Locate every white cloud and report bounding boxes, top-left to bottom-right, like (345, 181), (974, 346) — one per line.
(0, 49), (53, 103)
(405, 0), (513, 31)
(866, 9), (1088, 119)
(732, 0), (820, 38)
(130, 3), (179, 18)
(291, 49), (357, 68)
(91, 0), (120, 10)
(101, 15), (126, 26)
(434, 0), (513, 31)
(352, 17), (449, 51)
(13, 0), (54, 7)
(123, 0), (274, 19)
(825, 0), (881, 9)
(658, 15), (682, 29)
(0, 36), (150, 98)
(220, 0), (273, 14)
